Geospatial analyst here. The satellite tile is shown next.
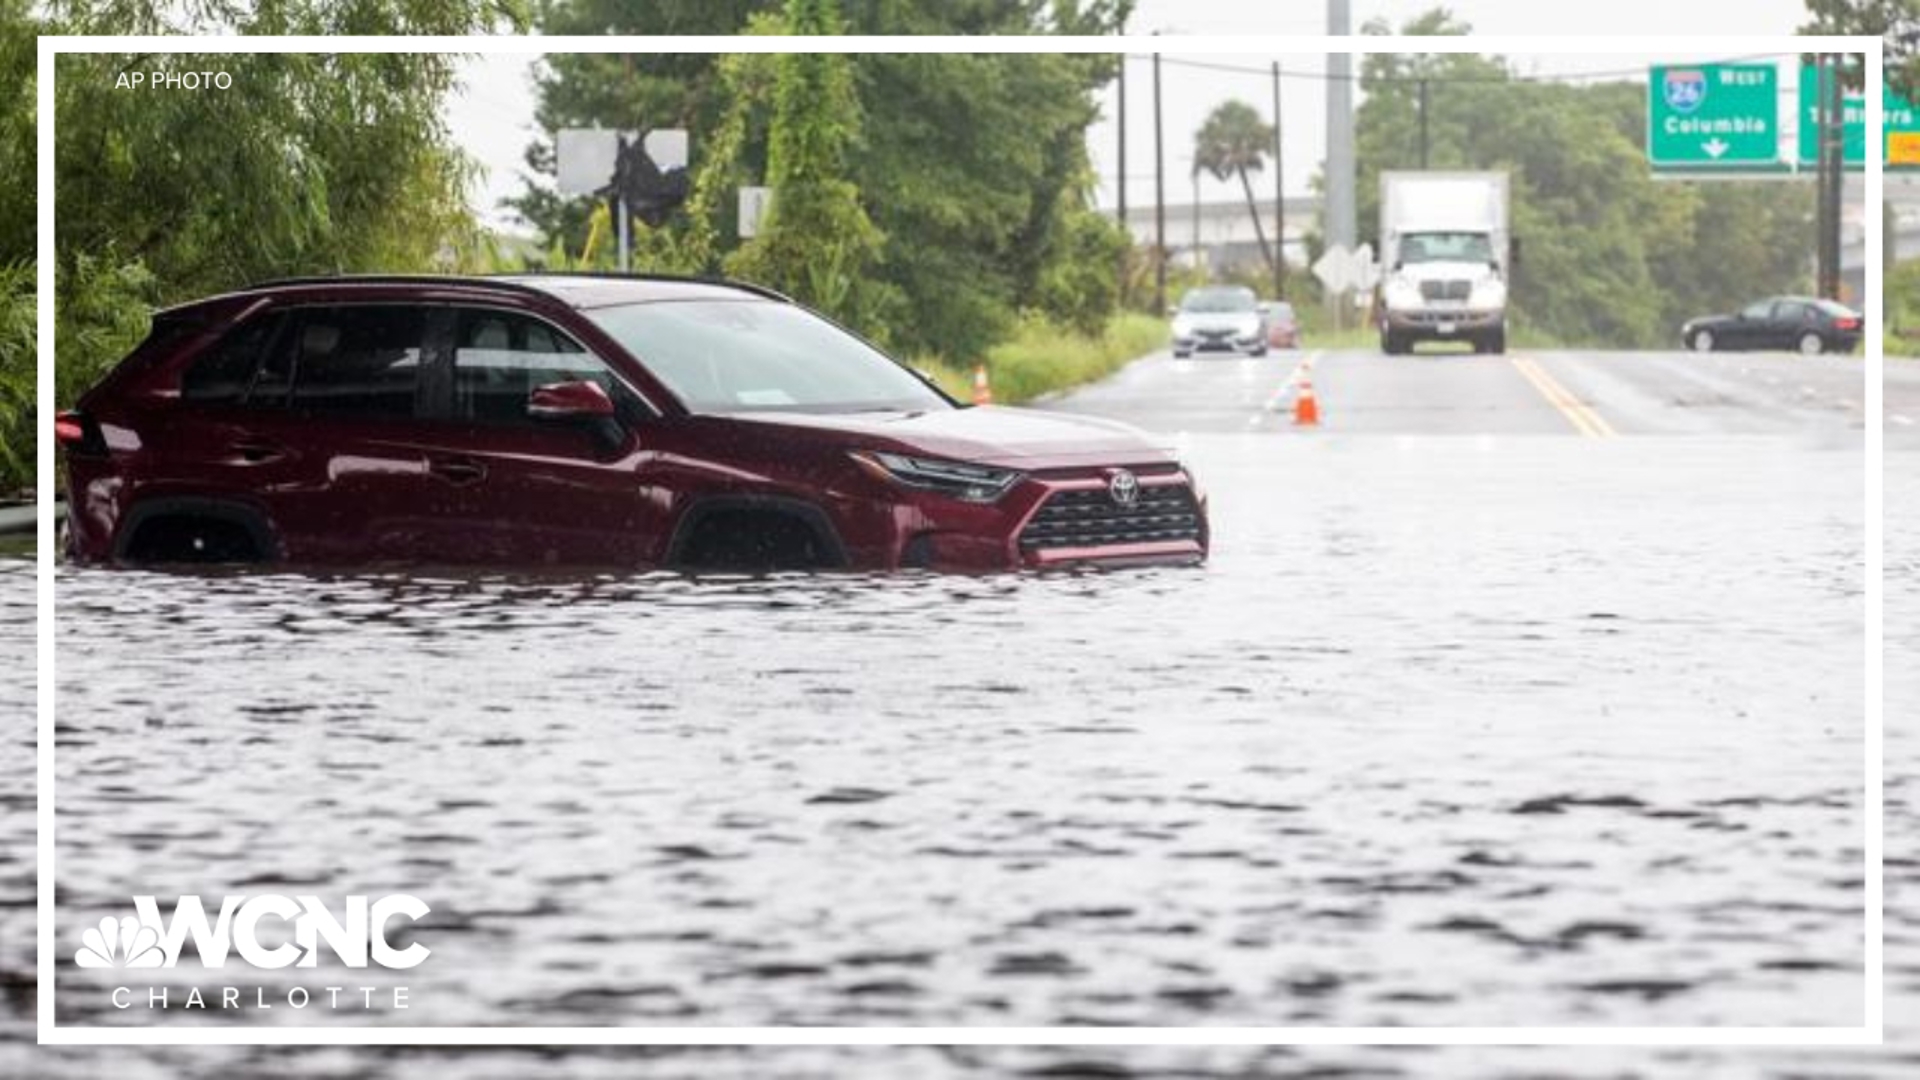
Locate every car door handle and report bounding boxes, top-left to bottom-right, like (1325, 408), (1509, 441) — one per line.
(230, 439), (285, 464)
(429, 456), (486, 485)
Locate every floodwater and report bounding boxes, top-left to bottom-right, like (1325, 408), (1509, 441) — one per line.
(3, 432), (1914, 1077)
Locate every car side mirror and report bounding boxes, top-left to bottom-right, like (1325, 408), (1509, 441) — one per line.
(528, 380), (615, 421)
(1167, 305), (1180, 318)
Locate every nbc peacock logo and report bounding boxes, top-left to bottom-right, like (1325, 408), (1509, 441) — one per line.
(75, 915), (165, 969)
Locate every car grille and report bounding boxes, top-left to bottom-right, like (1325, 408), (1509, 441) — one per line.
(1018, 482), (1203, 552)
(1419, 279), (1471, 301)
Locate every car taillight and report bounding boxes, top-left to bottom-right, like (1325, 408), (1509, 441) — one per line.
(55, 410), (107, 457)
(1834, 316), (1861, 330)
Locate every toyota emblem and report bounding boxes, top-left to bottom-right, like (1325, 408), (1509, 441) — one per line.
(1107, 469), (1140, 508)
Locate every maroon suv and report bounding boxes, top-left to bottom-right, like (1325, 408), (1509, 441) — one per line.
(58, 274), (1208, 572)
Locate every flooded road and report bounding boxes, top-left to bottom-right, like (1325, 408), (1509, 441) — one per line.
(4, 339), (1914, 1073)
(10, 431), (1875, 1033)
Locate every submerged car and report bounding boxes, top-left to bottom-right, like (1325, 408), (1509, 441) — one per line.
(1171, 285), (1267, 358)
(58, 274), (1208, 572)
(1682, 296), (1863, 355)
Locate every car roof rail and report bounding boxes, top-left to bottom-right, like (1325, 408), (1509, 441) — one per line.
(234, 274), (550, 296)
(490, 270), (793, 304)
(231, 271), (792, 304)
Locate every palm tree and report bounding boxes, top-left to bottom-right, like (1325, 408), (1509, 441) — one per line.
(1193, 100), (1276, 275)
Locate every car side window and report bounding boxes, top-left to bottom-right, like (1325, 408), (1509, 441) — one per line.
(1772, 301), (1806, 323)
(181, 313), (286, 404)
(451, 309), (632, 425)
(1741, 301), (1774, 320)
(288, 306), (425, 417)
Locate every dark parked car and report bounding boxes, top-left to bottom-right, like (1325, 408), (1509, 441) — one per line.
(58, 274), (1208, 572)
(1171, 285), (1267, 358)
(1682, 296), (1863, 355)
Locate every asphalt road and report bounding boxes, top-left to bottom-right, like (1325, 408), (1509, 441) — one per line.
(1041, 344), (1913, 441)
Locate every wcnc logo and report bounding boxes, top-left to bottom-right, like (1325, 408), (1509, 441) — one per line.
(73, 895), (431, 970)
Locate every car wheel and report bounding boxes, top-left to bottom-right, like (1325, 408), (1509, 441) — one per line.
(1249, 346), (1268, 358)
(1797, 331), (1824, 356)
(1173, 350), (1190, 359)
(1690, 329), (1714, 353)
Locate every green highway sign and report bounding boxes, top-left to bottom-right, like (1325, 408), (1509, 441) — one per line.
(1647, 63), (1782, 169)
(1796, 62), (1920, 170)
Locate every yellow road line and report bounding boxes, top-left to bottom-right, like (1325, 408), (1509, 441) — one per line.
(1511, 355), (1616, 437)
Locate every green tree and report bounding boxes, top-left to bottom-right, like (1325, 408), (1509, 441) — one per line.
(1800, 0), (1920, 99)
(1193, 100), (1276, 275)
(511, 0), (1130, 363)
(1, 0), (38, 495)
(725, 0), (889, 326)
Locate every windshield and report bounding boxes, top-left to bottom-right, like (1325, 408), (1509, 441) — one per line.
(585, 300), (950, 415)
(1180, 287), (1258, 314)
(1400, 232), (1494, 265)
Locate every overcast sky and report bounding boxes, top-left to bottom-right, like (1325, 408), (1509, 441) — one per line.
(446, 0), (1818, 232)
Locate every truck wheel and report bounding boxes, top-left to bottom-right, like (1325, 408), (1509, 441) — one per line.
(1380, 330), (1402, 356)
(1484, 327), (1507, 355)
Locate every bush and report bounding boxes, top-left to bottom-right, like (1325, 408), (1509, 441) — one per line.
(920, 310), (1166, 404)
(0, 261), (31, 495)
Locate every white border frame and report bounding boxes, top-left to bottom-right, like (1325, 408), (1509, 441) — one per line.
(35, 33), (1885, 1047)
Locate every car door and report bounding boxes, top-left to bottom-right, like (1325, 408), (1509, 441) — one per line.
(166, 302), (475, 562)
(1766, 301), (1809, 349)
(1725, 300), (1775, 349)
(407, 306), (667, 566)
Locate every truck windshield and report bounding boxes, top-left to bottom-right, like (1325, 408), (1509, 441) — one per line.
(1401, 232), (1494, 265)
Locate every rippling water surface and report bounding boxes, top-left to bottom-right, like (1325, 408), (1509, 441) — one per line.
(4, 433), (1913, 1077)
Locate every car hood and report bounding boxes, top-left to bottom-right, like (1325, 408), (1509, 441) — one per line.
(723, 406), (1178, 470)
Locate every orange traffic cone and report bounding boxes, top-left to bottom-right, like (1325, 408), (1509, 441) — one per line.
(971, 364), (993, 405)
(1293, 369), (1320, 427)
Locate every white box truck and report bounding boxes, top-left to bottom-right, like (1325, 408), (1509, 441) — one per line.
(1376, 170), (1511, 355)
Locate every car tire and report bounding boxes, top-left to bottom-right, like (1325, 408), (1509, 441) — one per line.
(1797, 331), (1825, 356)
(1249, 346), (1268, 358)
(1484, 328), (1507, 355)
(1380, 331), (1401, 356)
(1691, 329), (1714, 353)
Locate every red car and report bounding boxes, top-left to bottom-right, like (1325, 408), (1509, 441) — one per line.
(1264, 300), (1301, 350)
(58, 274), (1208, 572)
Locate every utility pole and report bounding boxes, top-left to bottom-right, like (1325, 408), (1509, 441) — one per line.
(1325, 0), (1356, 253)
(1818, 53), (1845, 301)
(1272, 60), (1286, 299)
(1117, 57), (1128, 307)
(1326, 0), (1356, 330)
(1153, 50), (1167, 313)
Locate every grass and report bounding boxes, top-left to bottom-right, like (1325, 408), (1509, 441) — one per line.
(0, 533), (34, 559)
(919, 311), (1168, 404)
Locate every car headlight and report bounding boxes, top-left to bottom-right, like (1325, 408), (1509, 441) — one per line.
(850, 451), (1022, 503)
(1470, 279), (1507, 311)
(1384, 280), (1421, 309)
(1236, 317), (1260, 336)
(1171, 317), (1194, 337)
